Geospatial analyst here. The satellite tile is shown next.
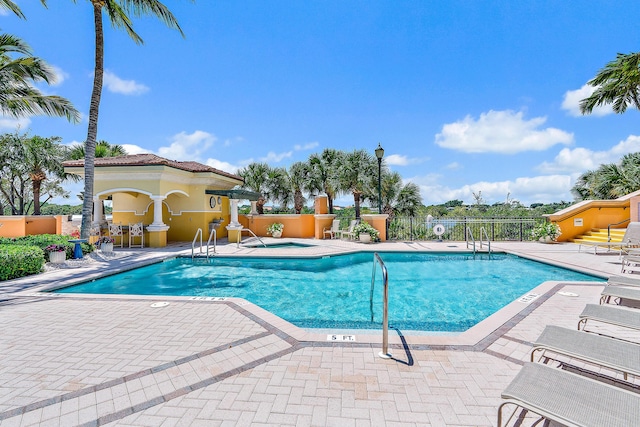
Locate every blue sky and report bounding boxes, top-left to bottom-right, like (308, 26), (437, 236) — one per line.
(4, 1), (640, 207)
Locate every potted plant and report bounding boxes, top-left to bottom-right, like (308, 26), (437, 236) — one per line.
(531, 222), (561, 243)
(266, 222), (284, 238)
(45, 244), (67, 264)
(95, 236), (115, 252)
(353, 222), (379, 243)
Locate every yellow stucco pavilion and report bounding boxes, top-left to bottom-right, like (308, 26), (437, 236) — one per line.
(63, 154), (245, 247)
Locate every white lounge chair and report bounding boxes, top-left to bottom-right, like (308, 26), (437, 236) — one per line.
(498, 362), (640, 427)
(531, 325), (640, 381)
(579, 222), (640, 255)
(607, 275), (640, 287)
(600, 285), (640, 306)
(578, 303), (640, 334)
(323, 219), (340, 239)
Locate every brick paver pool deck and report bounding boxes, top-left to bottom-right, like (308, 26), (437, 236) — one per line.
(0, 239), (638, 426)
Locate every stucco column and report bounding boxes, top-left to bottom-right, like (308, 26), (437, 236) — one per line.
(250, 200), (258, 215)
(229, 199), (240, 226)
(149, 196), (166, 227)
(92, 196), (104, 225)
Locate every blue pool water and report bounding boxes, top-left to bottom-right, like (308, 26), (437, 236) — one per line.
(55, 252), (600, 332)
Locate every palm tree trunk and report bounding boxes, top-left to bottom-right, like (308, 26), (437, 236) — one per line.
(81, 4), (104, 239)
(353, 191), (361, 219)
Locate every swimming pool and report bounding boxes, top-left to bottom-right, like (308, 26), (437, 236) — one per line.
(55, 252), (600, 332)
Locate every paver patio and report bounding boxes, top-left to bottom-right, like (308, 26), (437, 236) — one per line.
(0, 239), (638, 426)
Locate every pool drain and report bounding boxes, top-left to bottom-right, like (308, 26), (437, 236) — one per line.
(150, 302), (170, 308)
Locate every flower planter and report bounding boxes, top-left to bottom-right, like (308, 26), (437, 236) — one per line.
(359, 234), (371, 243)
(101, 242), (114, 253)
(271, 230), (282, 238)
(48, 251), (66, 264)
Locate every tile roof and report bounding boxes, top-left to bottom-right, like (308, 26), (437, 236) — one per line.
(63, 154), (243, 182)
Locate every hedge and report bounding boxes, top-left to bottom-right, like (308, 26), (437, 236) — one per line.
(0, 245), (45, 281)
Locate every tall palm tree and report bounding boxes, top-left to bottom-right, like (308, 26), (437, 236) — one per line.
(0, 33), (79, 122)
(77, 0), (188, 239)
(580, 52), (640, 114)
(338, 149), (377, 219)
(308, 148), (342, 213)
(266, 167), (291, 211)
(571, 153), (640, 201)
(238, 162), (270, 214)
(288, 161), (312, 214)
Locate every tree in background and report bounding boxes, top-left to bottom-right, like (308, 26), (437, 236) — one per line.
(580, 52), (640, 114)
(288, 161), (313, 214)
(238, 162), (270, 214)
(572, 153), (640, 200)
(67, 140), (127, 160)
(72, 0), (188, 239)
(0, 0), (46, 19)
(309, 148), (342, 214)
(338, 149), (377, 220)
(0, 132), (70, 215)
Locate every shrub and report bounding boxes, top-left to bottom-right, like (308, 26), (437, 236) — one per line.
(531, 222), (562, 241)
(266, 223), (284, 235)
(353, 222), (380, 239)
(0, 245), (45, 281)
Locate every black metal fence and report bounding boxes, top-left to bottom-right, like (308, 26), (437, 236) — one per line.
(387, 216), (540, 241)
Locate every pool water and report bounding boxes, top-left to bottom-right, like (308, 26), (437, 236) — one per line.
(55, 252), (600, 332)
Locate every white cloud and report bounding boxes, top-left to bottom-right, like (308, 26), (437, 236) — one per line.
(562, 84), (613, 117)
(260, 151), (293, 163)
(0, 116), (30, 132)
(294, 141), (319, 151)
(445, 162), (462, 170)
(385, 154), (427, 166)
(157, 130), (216, 161)
(435, 110), (573, 154)
(205, 158), (241, 174)
(121, 144), (148, 155)
(103, 70), (149, 95)
(49, 65), (69, 86)
(537, 135), (640, 174)
(407, 174), (573, 206)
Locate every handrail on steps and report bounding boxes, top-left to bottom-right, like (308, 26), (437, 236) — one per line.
(236, 228), (267, 248)
(479, 226), (491, 258)
(191, 228), (203, 259)
(466, 226), (476, 253)
(607, 218), (630, 242)
(370, 252), (391, 359)
(191, 228), (217, 259)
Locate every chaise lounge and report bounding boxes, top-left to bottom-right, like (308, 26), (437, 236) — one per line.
(578, 222), (640, 255)
(498, 362), (640, 427)
(578, 303), (640, 334)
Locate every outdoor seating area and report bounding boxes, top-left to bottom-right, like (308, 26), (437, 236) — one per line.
(578, 222), (640, 255)
(498, 274), (640, 426)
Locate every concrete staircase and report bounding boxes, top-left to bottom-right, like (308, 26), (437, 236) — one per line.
(571, 228), (627, 244)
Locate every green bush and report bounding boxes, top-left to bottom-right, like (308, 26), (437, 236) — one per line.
(0, 245), (45, 281)
(0, 234), (93, 258)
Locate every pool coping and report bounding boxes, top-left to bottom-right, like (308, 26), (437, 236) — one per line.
(9, 239), (612, 350)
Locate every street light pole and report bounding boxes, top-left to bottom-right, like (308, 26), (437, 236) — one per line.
(375, 143), (384, 214)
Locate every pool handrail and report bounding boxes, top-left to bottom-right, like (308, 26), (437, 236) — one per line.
(237, 228), (267, 248)
(192, 228), (203, 259)
(206, 228), (216, 258)
(371, 252), (391, 359)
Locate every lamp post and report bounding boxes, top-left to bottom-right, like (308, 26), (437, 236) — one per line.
(375, 143), (384, 214)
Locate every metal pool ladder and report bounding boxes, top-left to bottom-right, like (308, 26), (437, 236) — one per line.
(370, 252), (391, 359)
(191, 228), (217, 259)
(465, 226), (492, 259)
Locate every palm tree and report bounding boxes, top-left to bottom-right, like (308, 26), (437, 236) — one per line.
(266, 167), (291, 211)
(0, 0), (47, 20)
(571, 153), (640, 201)
(77, 0), (187, 239)
(338, 149), (377, 219)
(288, 161), (312, 214)
(23, 135), (67, 215)
(67, 140), (127, 160)
(580, 52), (640, 114)
(238, 162), (270, 214)
(0, 33), (79, 122)
(309, 148), (342, 213)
